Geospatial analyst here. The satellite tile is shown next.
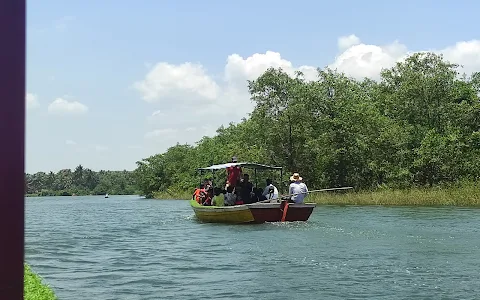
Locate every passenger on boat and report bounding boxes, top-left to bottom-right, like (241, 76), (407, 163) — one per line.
(204, 178), (213, 187)
(212, 187), (224, 206)
(289, 173), (308, 204)
(252, 188), (264, 202)
(226, 156), (242, 188)
(262, 179), (279, 201)
(193, 183), (205, 204)
(234, 184), (244, 205)
(224, 185), (237, 206)
(200, 184), (214, 206)
(213, 187), (223, 196)
(239, 174), (255, 204)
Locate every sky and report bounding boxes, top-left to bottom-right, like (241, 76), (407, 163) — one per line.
(25, 0), (480, 174)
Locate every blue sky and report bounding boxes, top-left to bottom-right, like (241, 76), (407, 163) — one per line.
(25, 0), (480, 173)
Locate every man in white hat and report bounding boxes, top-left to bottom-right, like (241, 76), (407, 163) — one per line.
(288, 173), (308, 203)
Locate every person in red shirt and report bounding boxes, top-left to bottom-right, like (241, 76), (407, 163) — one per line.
(226, 156), (242, 188)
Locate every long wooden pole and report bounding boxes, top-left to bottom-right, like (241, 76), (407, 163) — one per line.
(289, 186), (354, 197)
(278, 186), (354, 199)
(258, 187), (354, 203)
(0, 0), (26, 299)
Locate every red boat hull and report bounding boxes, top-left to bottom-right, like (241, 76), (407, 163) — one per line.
(247, 201), (315, 223)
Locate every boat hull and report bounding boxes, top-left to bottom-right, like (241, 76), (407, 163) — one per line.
(247, 201), (316, 223)
(190, 200), (255, 224)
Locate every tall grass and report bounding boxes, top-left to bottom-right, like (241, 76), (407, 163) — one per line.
(24, 263), (57, 300)
(154, 181), (480, 207)
(308, 181), (480, 206)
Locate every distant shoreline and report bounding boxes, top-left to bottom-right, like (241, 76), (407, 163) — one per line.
(25, 193), (140, 197)
(26, 184), (479, 207)
(152, 183), (480, 207)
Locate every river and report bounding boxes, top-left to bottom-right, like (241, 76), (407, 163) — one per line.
(25, 195), (480, 299)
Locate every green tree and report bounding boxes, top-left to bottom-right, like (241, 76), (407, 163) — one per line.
(131, 52), (480, 196)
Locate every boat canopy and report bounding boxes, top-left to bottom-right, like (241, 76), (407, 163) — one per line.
(198, 162), (282, 171)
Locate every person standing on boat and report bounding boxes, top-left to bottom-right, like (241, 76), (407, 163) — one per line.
(262, 179), (279, 200)
(226, 156), (242, 188)
(288, 173), (308, 204)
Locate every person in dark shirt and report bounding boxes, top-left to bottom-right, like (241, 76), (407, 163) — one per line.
(240, 174), (255, 204)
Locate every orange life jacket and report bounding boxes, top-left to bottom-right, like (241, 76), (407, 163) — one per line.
(193, 188), (202, 203)
(193, 188), (205, 204)
(196, 188), (211, 205)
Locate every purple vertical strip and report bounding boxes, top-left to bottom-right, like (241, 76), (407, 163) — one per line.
(0, 0), (26, 299)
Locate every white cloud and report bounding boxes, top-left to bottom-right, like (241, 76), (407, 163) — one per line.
(200, 125), (217, 137)
(147, 109), (166, 124)
(337, 34), (361, 51)
(439, 40), (480, 76)
(329, 40), (409, 80)
(144, 128), (178, 139)
(224, 51), (319, 85)
(329, 37), (480, 80)
(48, 98), (88, 115)
(26, 93), (39, 109)
(68, 143), (109, 153)
(132, 62), (220, 105)
(135, 35), (480, 154)
(151, 110), (163, 117)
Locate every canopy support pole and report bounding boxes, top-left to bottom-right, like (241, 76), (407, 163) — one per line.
(280, 169), (283, 194)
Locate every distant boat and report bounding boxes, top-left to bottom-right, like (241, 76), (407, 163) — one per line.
(105, 193), (109, 198)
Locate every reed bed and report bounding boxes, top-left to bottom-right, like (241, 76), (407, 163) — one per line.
(308, 182), (480, 207)
(154, 181), (480, 207)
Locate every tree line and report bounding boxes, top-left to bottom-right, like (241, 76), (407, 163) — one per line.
(25, 165), (139, 196)
(133, 52), (480, 198)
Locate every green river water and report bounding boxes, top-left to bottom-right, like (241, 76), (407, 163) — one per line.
(25, 195), (480, 299)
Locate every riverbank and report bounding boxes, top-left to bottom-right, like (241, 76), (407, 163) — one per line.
(309, 183), (480, 206)
(153, 182), (480, 206)
(25, 190), (108, 197)
(153, 191), (192, 200)
(24, 264), (57, 300)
